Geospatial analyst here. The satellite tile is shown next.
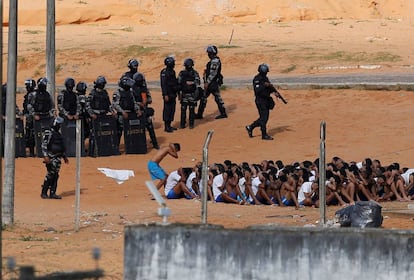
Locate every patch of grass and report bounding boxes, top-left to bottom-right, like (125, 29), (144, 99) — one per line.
(17, 56), (26, 63)
(281, 65), (297, 73)
(302, 50), (401, 63)
(55, 64), (64, 73)
(329, 21), (343, 26)
(19, 235), (54, 242)
(120, 45), (158, 57)
(121, 26), (134, 32)
(78, 0), (88, 4)
(218, 45), (240, 49)
(23, 30), (43, 35)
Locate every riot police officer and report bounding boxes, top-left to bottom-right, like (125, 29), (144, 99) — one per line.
(86, 75), (117, 156)
(23, 79), (36, 156)
(76, 81), (90, 139)
(196, 45), (227, 120)
(245, 63), (277, 140)
(30, 77), (55, 120)
(177, 58), (200, 129)
(87, 76), (113, 119)
(40, 116), (68, 199)
(160, 56), (179, 133)
(57, 77), (80, 120)
(112, 76), (141, 144)
(133, 72), (159, 149)
(122, 58), (139, 79)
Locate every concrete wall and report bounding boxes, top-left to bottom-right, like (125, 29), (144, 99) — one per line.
(124, 224), (414, 280)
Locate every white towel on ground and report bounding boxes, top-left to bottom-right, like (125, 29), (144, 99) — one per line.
(98, 168), (135, 184)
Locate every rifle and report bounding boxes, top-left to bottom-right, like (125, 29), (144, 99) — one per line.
(269, 84), (288, 104)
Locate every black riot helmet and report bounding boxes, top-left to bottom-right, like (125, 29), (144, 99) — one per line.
(76, 81), (87, 94)
(37, 77), (48, 91)
(183, 58), (194, 70)
(118, 76), (135, 90)
(51, 116), (64, 131)
(206, 45), (218, 58)
(24, 79), (36, 92)
(94, 75), (107, 89)
(64, 77), (75, 90)
(258, 63), (270, 74)
(127, 58), (139, 72)
(132, 72), (145, 86)
(164, 56), (175, 68)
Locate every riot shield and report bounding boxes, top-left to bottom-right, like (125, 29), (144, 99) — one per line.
(34, 116), (53, 158)
(123, 112), (147, 154)
(61, 119), (85, 157)
(91, 115), (119, 157)
(15, 118), (26, 157)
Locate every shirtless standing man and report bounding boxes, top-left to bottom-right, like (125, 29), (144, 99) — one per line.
(147, 143), (181, 192)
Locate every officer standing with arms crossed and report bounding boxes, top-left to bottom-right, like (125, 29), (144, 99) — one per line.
(160, 56), (179, 133)
(196, 45), (227, 120)
(40, 116), (68, 199)
(246, 63), (285, 141)
(177, 58), (200, 129)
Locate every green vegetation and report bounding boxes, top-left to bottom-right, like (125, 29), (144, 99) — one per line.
(120, 45), (158, 56)
(302, 50), (401, 63)
(281, 64), (297, 73)
(218, 45), (241, 49)
(19, 235), (54, 242)
(23, 30), (43, 35)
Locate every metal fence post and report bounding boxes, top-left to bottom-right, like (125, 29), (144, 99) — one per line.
(319, 121), (327, 225)
(201, 130), (214, 224)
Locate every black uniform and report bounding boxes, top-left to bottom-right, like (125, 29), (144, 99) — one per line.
(177, 67), (200, 129)
(76, 83), (90, 139)
(40, 118), (67, 199)
(160, 63), (179, 132)
(30, 88), (55, 118)
(246, 72), (275, 140)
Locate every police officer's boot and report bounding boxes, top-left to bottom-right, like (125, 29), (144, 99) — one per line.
(29, 146), (35, 157)
(195, 101), (206, 119)
(49, 188), (62, 199)
(164, 122), (173, 133)
(215, 107), (228, 119)
(147, 123), (159, 150)
(261, 128), (274, 140)
(180, 109), (187, 129)
(40, 185), (49, 199)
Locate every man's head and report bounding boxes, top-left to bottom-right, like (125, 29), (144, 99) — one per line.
(128, 58), (139, 73)
(164, 56), (175, 68)
(64, 77), (75, 91)
(173, 143), (181, 152)
(25, 79), (36, 92)
(37, 77), (48, 91)
(183, 58), (194, 71)
(258, 63), (269, 75)
(94, 75), (107, 90)
(51, 116), (64, 131)
(206, 45), (218, 59)
(76, 81), (87, 94)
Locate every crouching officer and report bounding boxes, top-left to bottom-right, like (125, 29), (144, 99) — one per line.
(178, 58), (200, 129)
(40, 116), (68, 199)
(133, 72), (160, 149)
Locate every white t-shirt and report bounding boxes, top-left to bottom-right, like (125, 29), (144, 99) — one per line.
(212, 174), (224, 200)
(298, 181), (313, 204)
(164, 170), (181, 196)
(186, 171), (197, 195)
(251, 176), (261, 196)
(401, 168), (414, 186)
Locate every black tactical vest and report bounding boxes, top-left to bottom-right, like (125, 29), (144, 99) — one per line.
(62, 90), (78, 115)
(34, 91), (53, 113)
(119, 90), (135, 111)
(180, 70), (197, 93)
(48, 130), (65, 154)
(90, 89), (110, 111)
